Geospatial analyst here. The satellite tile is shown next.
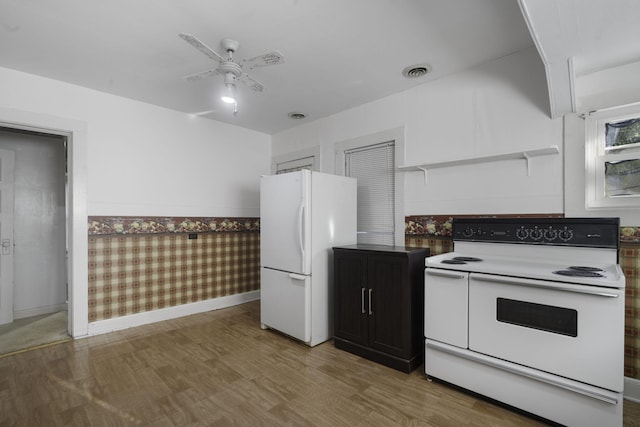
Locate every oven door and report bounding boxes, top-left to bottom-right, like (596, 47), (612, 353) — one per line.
(468, 272), (624, 392)
(425, 268), (468, 348)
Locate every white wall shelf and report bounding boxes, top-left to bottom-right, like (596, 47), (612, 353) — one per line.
(397, 145), (560, 183)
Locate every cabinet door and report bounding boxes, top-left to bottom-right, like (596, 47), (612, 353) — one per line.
(367, 254), (410, 358)
(334, 250), (368, 346)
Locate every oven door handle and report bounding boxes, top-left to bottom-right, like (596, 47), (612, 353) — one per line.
(426, 269), (467, 279)
(471, 274), (620, 298)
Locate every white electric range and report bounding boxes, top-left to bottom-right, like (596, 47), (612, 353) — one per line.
(424, 217), (625, 427)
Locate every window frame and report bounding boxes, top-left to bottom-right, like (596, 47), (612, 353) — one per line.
(271, 146), (320, 174)
(585, 102), (640, 209)
(335, 127), (405, 246)
(345, 141), (396, 245)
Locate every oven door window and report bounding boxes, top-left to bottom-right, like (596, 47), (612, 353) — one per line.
(496, 298), (577, 337)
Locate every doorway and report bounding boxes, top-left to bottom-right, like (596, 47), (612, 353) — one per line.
(0, 127), (69, 354)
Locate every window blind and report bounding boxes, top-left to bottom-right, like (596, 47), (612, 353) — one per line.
(345, 141), (395, 245)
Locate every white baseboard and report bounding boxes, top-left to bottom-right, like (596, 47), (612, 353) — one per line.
(14, 302), (68, 320)
(625, 377), (640, 402)
(87, 290), (260, 336)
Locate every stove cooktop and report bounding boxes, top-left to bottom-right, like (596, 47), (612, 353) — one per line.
(426, 250), (625, 289)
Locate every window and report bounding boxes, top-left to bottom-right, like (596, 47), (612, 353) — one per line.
(586, 103), (640, 208)
(271, 147), (320, 174)
(335, 127), (405, 246)
(345, 142), (395, 245)
(275, 156), (314, 174)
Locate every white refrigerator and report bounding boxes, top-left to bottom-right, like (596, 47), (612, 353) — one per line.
(260, 170), (357, 346)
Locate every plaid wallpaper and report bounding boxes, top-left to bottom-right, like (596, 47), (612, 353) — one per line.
(621, 243), (640, 379)
(88, 227), (259, 322)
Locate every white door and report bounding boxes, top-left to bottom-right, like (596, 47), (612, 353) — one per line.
(260, 267), (311, 343)
(0, 149), (15, 325)
(260, 170), (311, 275)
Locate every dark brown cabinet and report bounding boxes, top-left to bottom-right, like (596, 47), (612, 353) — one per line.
(333, 244), (429, 373)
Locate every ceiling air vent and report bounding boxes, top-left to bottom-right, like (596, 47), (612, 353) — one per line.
(402, 64), (432, 78)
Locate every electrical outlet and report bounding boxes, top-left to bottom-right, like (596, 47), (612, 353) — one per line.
(188, 233), (198, 240)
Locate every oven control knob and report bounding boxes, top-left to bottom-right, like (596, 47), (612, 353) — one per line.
(530, 228), (543, 240)
(463, 227), (474, 238)
(544, 229), (558, 241)
(516, 228), (528, 240)
(559, 229), (574, 241)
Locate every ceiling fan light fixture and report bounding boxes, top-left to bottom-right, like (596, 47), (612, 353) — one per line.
(221, 83), (236, 104)
(179, 34), (284, 115)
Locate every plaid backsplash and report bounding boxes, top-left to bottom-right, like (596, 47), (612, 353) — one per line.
(405, 236), (453, 255)
(621, 243), (640, 379)
(88, 232), (259, 322)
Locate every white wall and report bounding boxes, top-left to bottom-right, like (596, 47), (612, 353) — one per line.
(0, 66), (271, 218)
(0, 66), (271, 336)
(273, 47), (564, 216)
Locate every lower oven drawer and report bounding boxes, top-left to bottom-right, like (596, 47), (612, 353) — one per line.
(468, 272), (624, 392)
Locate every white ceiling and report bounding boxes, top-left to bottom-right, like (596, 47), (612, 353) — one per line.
(0, 0), (534, 134)
(2, 1), (639, 135)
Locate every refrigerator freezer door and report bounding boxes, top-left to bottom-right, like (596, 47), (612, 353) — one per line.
(260, 171), (312, 275)
(261, 267), (311, 343)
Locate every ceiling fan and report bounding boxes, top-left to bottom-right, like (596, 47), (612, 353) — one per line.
(179, 33), (284, 114)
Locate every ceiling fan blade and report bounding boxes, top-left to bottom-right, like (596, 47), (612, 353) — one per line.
(242, 51), (284, 69)
(179, 33), (224, 62)
(184, 68), (221, 83)
(239, 73), (265, 92)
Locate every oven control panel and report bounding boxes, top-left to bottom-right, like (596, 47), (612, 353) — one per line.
(452, 217), (620, 248)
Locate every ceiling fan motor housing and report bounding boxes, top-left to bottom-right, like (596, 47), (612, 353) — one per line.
(222, 60), (242, 80)
(221, 38), (240, 54)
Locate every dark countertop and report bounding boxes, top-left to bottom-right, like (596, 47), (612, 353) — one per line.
(333, 244), (430, 255)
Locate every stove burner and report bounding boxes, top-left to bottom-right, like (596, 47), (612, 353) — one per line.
(553, 270), (604, 278)
(441, 259), (467, 264)
(568, 266), (604, 272)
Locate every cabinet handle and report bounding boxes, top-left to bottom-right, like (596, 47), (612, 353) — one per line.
(361, 288), (365, 314)
(368, 289), (373, 315)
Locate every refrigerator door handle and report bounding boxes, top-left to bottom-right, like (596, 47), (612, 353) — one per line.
(288, 273), (307, 281)
(297, 199), (305, 270)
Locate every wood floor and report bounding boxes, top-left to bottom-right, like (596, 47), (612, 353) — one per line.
(1, 301), (638, 426)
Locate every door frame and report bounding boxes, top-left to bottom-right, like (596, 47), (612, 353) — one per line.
(335, 127), (406, 246)
(0, 107), (88, 338)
